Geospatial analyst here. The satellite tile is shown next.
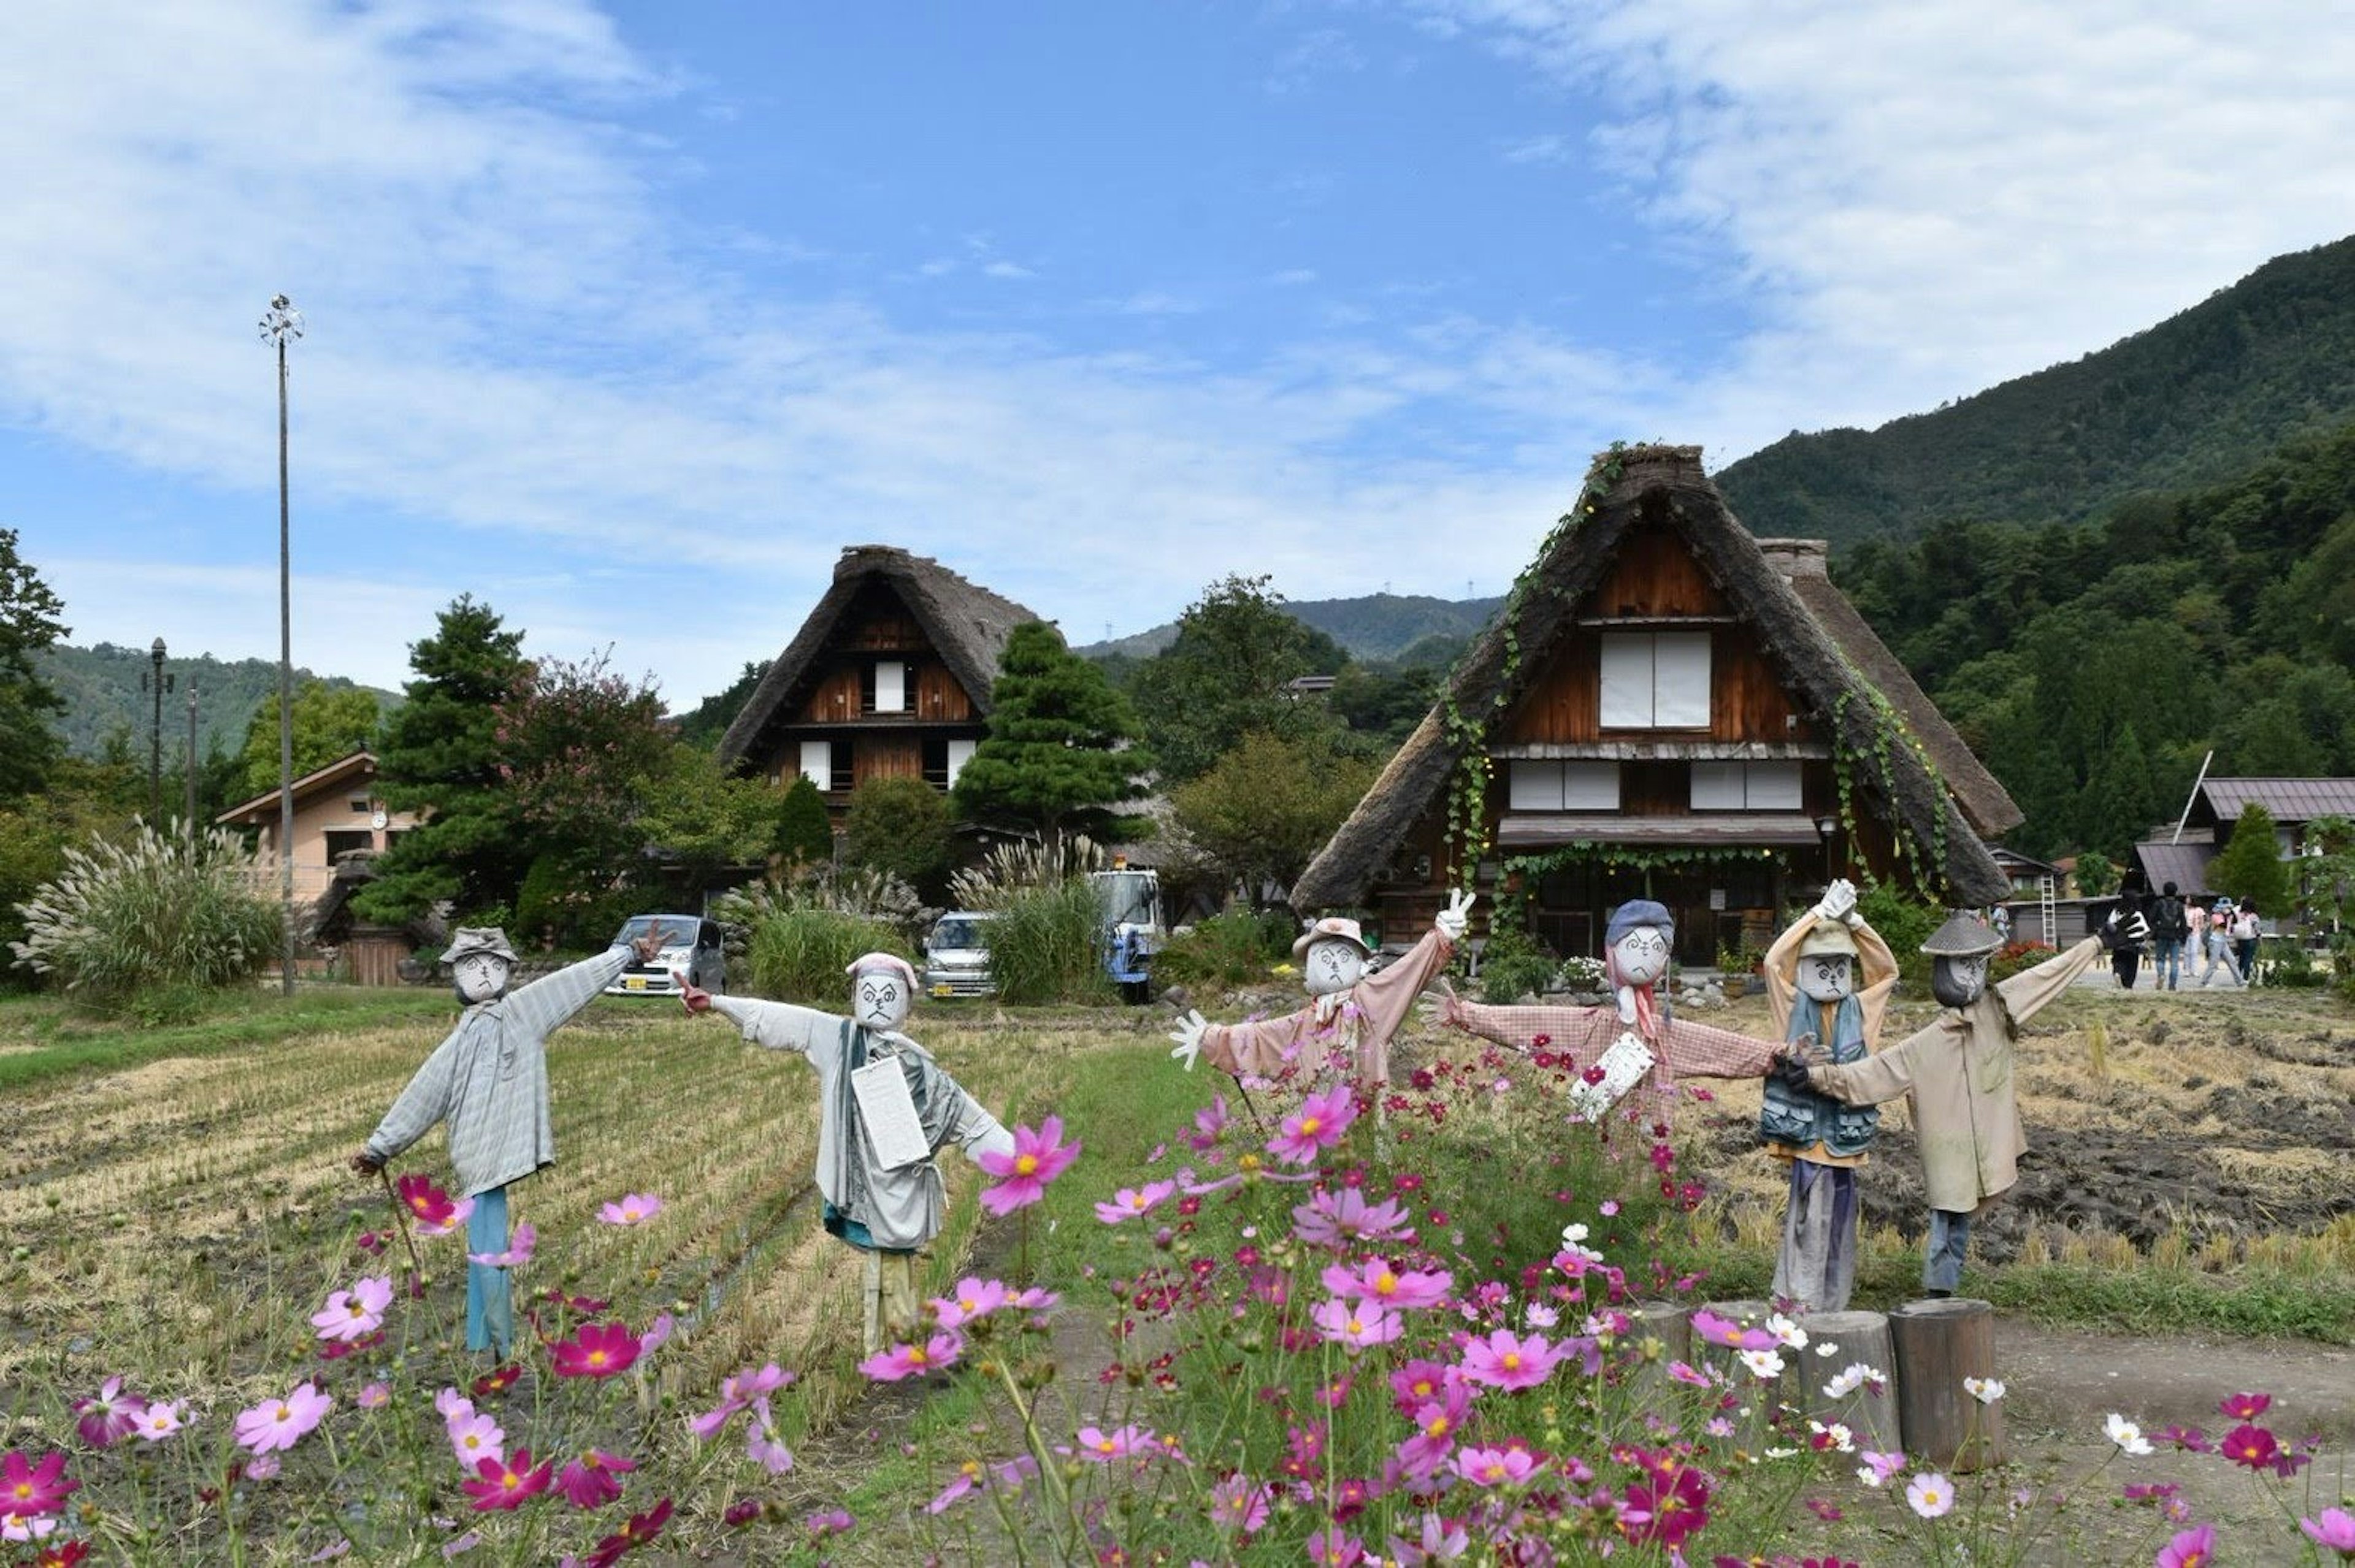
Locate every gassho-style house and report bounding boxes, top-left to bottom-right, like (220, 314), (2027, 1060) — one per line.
(1292, 444), (2020, 968)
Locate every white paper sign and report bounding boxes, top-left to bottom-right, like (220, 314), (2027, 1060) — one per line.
(1566, 1030), (1657, 1121)
(851, 1055), (932, 1170)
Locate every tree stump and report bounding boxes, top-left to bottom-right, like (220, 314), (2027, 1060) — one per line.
(1888, 1297), (2004, 1469)
(1796, 1309), (1898, 1451)
(1623, 1300), (1693, 1396)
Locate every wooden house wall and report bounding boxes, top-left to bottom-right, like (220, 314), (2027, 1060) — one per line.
(1590, 527), (1729, 618)
(854, 734), (922, 786)
(1501, 625), (1812, 746)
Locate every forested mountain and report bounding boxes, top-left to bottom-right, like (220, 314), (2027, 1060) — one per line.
(37, 641), (395, 763)
(1718, 234), (2355, 546)
(1082, 591), (1503, 664)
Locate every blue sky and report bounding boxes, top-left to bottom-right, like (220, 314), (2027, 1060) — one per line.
(4, 1), (2353, 708)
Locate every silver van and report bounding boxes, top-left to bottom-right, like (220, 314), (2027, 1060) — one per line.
(604, 914), (726, 996)
(922, 911), (997, 998)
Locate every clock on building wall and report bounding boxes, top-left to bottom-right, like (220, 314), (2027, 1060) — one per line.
(370, 808), (389, 831)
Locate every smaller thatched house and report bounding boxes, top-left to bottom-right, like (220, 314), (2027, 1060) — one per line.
(1292, 445), (2019, 965)
(717, 545), (1040, 813)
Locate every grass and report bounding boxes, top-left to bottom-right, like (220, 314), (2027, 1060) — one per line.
(0, 984), (453, 1092)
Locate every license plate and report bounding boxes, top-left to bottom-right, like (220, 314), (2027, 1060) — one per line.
(625, 976), (646, 991)
(930, 983), (954, 998)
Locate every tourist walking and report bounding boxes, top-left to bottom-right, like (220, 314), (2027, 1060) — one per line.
(2232, 901), (2262, 983)
(2197, 898), (2240, 987)
(2149, 881), (2188, 990)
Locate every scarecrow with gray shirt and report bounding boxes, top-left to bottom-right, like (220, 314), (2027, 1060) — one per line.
(678, 953), (1015, 1353)
(352, 924), (667, 1355)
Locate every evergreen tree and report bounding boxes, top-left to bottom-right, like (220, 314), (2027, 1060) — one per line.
(772, 774), (835, 868)
(952, 621), (1148, 844)
(0, 528), (68, 803)
(353, 597), (532, 925)
(2079, 722), (2160, 860)
(2208, 802), (2292, 912)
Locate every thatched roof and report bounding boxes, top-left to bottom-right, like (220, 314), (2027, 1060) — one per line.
(1292, 445), (2012, 909)
(717, 545), (1041, 767)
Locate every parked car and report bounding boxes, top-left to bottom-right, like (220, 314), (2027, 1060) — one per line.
(922, 911), (998, 998)
(603, 914), (726, 996)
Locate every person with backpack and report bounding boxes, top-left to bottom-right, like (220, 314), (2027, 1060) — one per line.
(2231, 901), (2263, 983)
(2149, 881), (2188, 990)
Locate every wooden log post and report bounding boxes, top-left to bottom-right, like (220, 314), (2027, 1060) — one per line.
(1623, 1300), (1693, 1396)
(1887, 1298), (2005, 1470)
(1796, 1309), (1898, 1451)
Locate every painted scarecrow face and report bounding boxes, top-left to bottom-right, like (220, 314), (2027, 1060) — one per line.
(1797, 954), (1856, 1003)
(1303, 938), (1368, 996)
(1931, 955), (1989, 1009)
(854, 971), (911, 1031)
(1608, 925), (1672, 987)
(453, 953), (511, 1005)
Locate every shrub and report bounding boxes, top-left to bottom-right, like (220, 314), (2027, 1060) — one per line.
(1476, 922), (1558, 1004)
(989, 876), (1113, 1005)
(772, 774), (835, 867)
(1152, 908), (1294, 990)
(948, 834), (1108, 911)
(746, 907), (911, 1004)
(2267, 938), (2325, 988)
(1856, 878), (1944, 990)
(9, 822), (280, 1004)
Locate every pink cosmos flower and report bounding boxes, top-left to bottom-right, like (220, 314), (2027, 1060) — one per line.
(857, 1334), (962, 1382)
(1455, 1445), (1542, 1487)
(242, 1454), (281, 1482)
(2218, 1391), (2271, 1420)
(1386, 1511), (1471, 1566)
(73, 1378), (146, 1447)
(413, 1196), (477, 1239)
(0, 1453), (75, 1517)
(311, 1275), (394, 1342)
(467, 1223), (537, 1268)
(448, 1412), (505, 1469)
(461, 1450), (553, 1512)
(930, 1278), (1010, 1329)
(356, 1385), (389, 1410)
(2156, 1522), (2215, 1568)
(2300, 1507), (2355, 1555)
(1690, 1308), (1777, 1352)
(1458, 1328), (1567, 1391)
(1907, 1472), (1956, 1518)
(976, 1118), (1080, 1214)
(556, 1449), (636, 1509)
(133, 1401), (187, 1441)
(1306, 1526), (1366, 1567)
(2218, 1423), (2278, 1469)
(689, 1363), (794, 1440)
(1093, 1180), (1177, 1225)
(1069, 1425), (1152, 1463)
(1184, 1095), (1230, 1150)
(1394, 1387), (1472, 1478)
(1856, 1449), (1907, 1488)
(1293, 1185), (1414, 1248)
(232, 1385), (331, 1455)
(397, 1174), (458, 1228)
(1322, 1257), (1452, 1311)
(1208, 1472), (1269, 1534)
(928, 1458), (993, 1514)
(1267, 1084), (1357, 1166)
(1668, 1361), (1714, 1389)
(435, 1388), (474, 1421)
(0, 1513), (57, 1547)
(1312, 1296), (1404, 1352)
(597, 1193), (663, 1226)
(806, 1507), (853, 1537)
(548, 1323), (643, 1379)
(746, 1399), (794, 1475)
(1387, 1358), (1457, 1415)
(1623, 1467), (1711, 1549)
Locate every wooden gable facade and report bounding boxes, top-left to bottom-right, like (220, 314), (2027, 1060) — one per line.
(1293, 446), (2014, 966)
(717, 546), (1040, 814)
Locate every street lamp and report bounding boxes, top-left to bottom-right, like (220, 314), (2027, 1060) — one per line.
(261, 294), (304, 996)
(141, 637), (172, 824)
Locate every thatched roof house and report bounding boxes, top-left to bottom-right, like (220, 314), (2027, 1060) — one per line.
(1293, 445), (2015, 962)
(718, 545), (1040, 808)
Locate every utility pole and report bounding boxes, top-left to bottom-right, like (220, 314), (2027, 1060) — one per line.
(142, 637), (170, 823)
(184, 678), (200, 839)
(261, 294), (304, 995)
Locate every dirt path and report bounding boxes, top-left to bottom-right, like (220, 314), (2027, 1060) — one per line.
(1997, 1314), (2355, 1440)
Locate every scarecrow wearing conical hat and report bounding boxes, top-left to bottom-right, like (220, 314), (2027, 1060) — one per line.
(678, 952), (1016, 1353)
(1754, 879), (1899, 1312)
(1790, 909), (2110, 1298)
(1168, 889), (1474, 1095)
(1436, 898), (1798, 1121)
(353, 924), (670, 1356)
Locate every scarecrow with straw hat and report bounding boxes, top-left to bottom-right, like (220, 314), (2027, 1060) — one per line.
(1784, 908), (2110, 1298)
(352, 922), (670, 1356)
(1168, 889), (1474, 1094)
(676, 951), (1015, 1353)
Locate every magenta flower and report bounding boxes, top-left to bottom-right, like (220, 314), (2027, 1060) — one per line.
(1690, 1307), (1777, 1352)
(0, 1453), (75, 1517)
(1386, 1511), (1471, 1566)
(356, 1385), (389, 1411)
(857, 1334), (962, 1382)
(467, 1223), (538, 1268)
(1458, 1328), (1568, 1391)
(1093, 1179), (1177, 1225)
(1312, 1296), (1404, 1352)
(311, 1275), (394, 1342)
(232, 1385), (331, 1455)
(1292, 1186), (1412, 1247)
(597, 1193), (663, 1226)
(1305, 1526), (1366, 1567)
(2301, 1507), (2355, 1555)
(930, 1278), (1010, 1329)
(1267, 1084), (1357, 1166)
(806, 1507), (854, 1537)
(1184, 1095), (1231, 1150)
(1069, 1425), (1152, 1463)
(461, 1450), (553, 1512)
(413, 1195), (476, 1239)
(134, 1400), (187, 1441)
(2156, 1523), (2215, 1568)
(1208, 1472), (1269, 1534)
(1322, 1257), (1452, 1311)
(725, 1498), (762, 1527)
(1455, 1445), (1543, 1487)
(72, 1377), (146, 1448)
(397, 1174), (458, 1228)
(689, 1362), (794, 1440)
(1624, 1466), (1712, 1548)
(2218, 1423), (2278, 1470)
(1395, 1387), (1472, 1478)
(976, 1118), (1079, 1214)
(548, 1323), (643, 1379)
(556, 1449), (636, 1509)
(1387, 1358), (1458, 1415)
(746, 1399), (794, 1475)
(2217, 1390), (2271, 1420)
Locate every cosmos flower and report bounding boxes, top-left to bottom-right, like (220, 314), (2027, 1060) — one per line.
(930, 1278), (1010, 1329)
(1964, 1376), (2006, 1404)
(232, 1385), (331, 1455)
(72, 1378), (146, 1448)
(975, 1119), (1080, 1214)
(460, 1451), (553, 1512)
(0, 1453), (75, 1518)
(467, 1223), (537, 1268)
(2155, 1522), (2215, 1568)
(1093, 1180), (1176, 1225)
(1322, 1258), (1452, 1311)
(1907, 1472), (1956, 1518)
(311, 1276), (394, 1342)
(1458, 1329), (1568, 1391)
(2106, 1413), (2156, 1456)
(134, 1401), (188, 1441)
(447, 1412), (505, 1470)
(597, 1194), (663, 1226)
(1292, 1186), (1413, 1247)
(556, 1449), (636, 1509)
(1267, 1084), (1357, 1166)
(857, 1334), (962, 1382)
(548, 1323), (643, 1379)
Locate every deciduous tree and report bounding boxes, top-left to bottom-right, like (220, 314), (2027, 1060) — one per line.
(1171, 731), (1377, 905)
(0, 528), (68, 802)
(1130, 575), (1346, 783)
(2207, 801), (2292, 912)
(232, 680), (381, 802)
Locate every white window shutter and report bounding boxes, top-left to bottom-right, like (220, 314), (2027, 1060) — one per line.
(1507, 760), (1564, 809)
(1652, 633), (1711, 727)
(1745, 760), (1803, 809)
(1599, 637), (1653, 727)
(1563, 761), (1620, 809)
(946, 738), (978, 787)
(875, 661), (906, 713)
(1690, 762), (1744, 810)
(799, 740), (831, 790)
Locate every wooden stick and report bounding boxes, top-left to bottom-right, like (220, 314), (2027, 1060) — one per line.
(377, 1167), (427, 1291)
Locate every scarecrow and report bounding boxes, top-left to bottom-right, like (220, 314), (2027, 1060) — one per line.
(1168, 889), (1473, 1093)
(678, 953), (1014, 1354)
(1436, 898), (1797, 1120)
(1755, 878), (1899, 1312)
(352, 923), (670, 1356)
(1790, 910), (2113, 1297)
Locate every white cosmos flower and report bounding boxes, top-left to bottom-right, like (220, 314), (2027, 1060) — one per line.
(1765, 1312), (1809, 1351)
(2104, 1413), (2154, 1455)
(1964, 1376), (2007, 1404)
(1737, 1348), (1785, 1380)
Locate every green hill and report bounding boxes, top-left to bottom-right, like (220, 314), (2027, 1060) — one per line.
(1718, 234), (2355, 545)
(38, 642), (397, 763)
(1082, 591), (1503, 664)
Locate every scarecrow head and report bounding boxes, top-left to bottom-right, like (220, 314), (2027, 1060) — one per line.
(1293, 917), (1374, 998)
(1603, 900), (1674, 990)
(1921, 911), (2001, 1008)
(443, 927), (518, 1005)
(1794, 917), (1859, 1003)
(847, 952), (917, 1031)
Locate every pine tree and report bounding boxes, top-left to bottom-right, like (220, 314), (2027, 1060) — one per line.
(773, 774), (835, 868)
(2207, 801), (2292, 912)
(0, 528), (67, 803)
(952, 621), (1148, 845)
